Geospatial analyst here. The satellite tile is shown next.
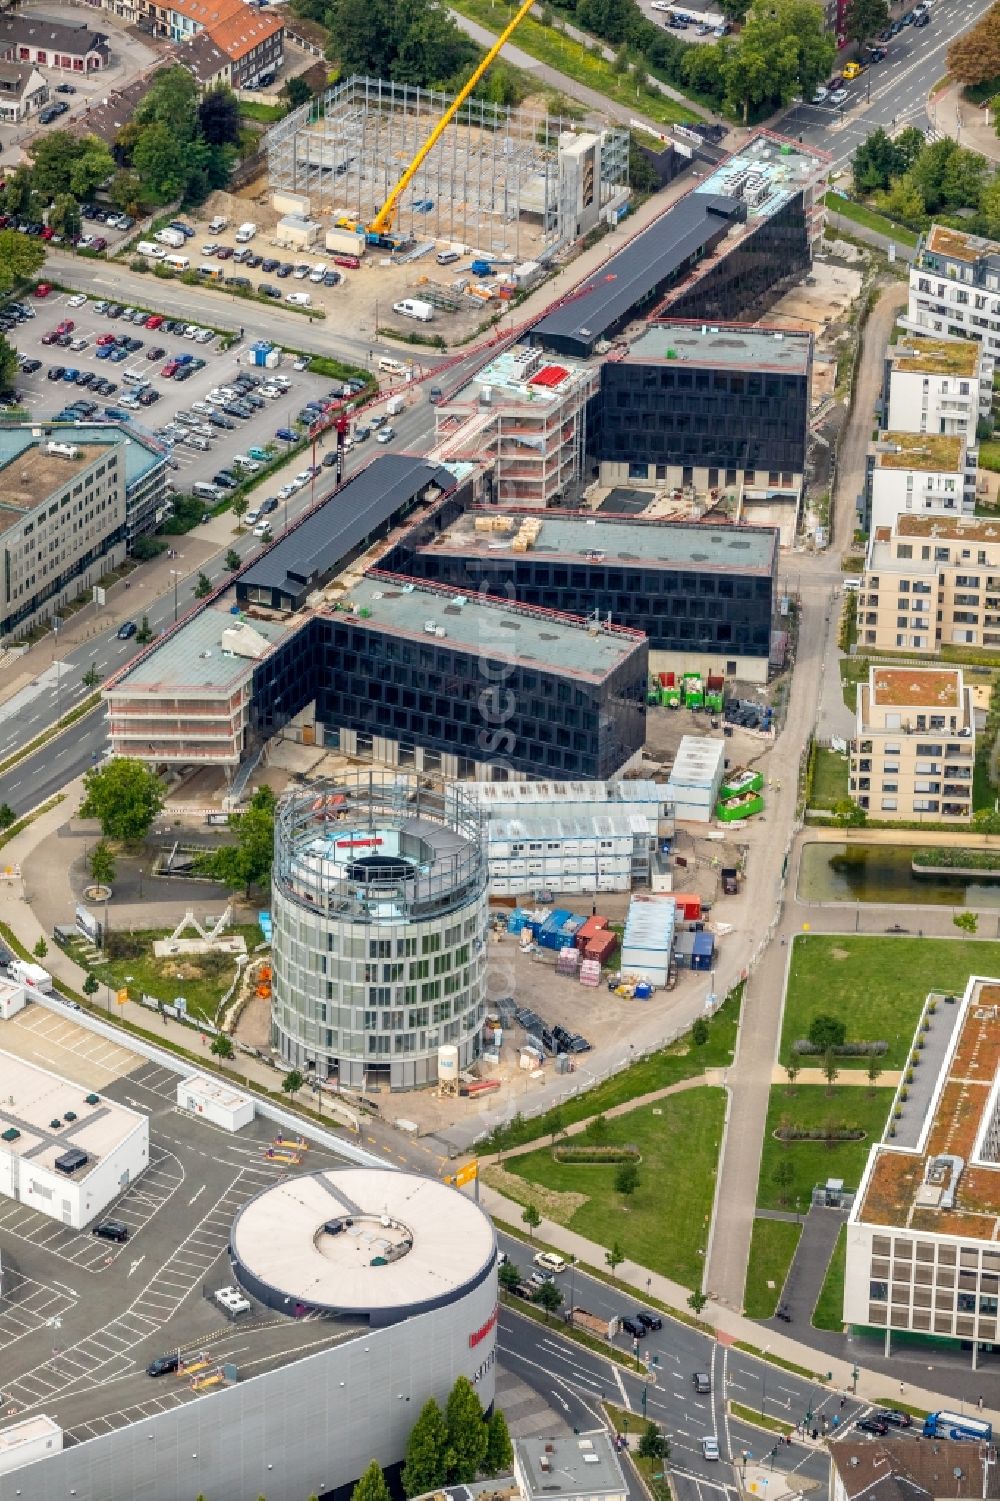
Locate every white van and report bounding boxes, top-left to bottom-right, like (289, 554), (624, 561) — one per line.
(122, 368), (148, 386)
(136, 240), (166, 259)
(436, 249), (460, 266)
(308, 262), (328, 282)
(163, 254), (190, 272)
(285, 291), (311, 307)
(378, 356), (406, 376)
(193, 482), (221, 502)
(155, 227), (186, 249)
(208, 214), (228, 234)
(234, 221), (257, 243)
(199, 263), (224, 281)
(393, 298), (433, 322)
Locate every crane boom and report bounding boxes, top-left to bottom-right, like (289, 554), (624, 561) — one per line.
(368, 0), (536, 238)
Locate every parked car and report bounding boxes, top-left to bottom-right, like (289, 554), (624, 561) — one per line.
(533, 1251), (566, 1273)
(147, 1354), (180, 1377)
(92, 1219), (129, 1241)
(636, 1310), (663, 1332)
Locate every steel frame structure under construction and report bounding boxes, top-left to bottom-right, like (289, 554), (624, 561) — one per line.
(266, 75), (610, 257)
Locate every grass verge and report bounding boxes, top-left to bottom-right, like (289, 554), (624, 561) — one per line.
(0, 695), (101, 779)
(809, 747), (848, 809)
(503, 1087), (726, 1289)
(872, 1397), (930, 1420)
(758, 1086), (892, 1212)
(447, 0), (696, 125)
(0, 796), (65, 853)
(824, 192), (919, 248)
(732, 1342), (825, 1382)
(480, 987), (740, 1152)
(604, 1403), (673, 1501)
(812, 1224), (846, 1331)
(744, 1218), (802, 1320)
(730, 1401), (793, 1436)
(780, 935), (1000, 1070)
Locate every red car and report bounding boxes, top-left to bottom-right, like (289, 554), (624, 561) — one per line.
(40, 226), (54, 241)
(91, 236), (107, 251)
(145, 314), (163, 329)
(34, 282), (52, 297)
(96, 332), (116, 346)
(160, 361), (179, 378)
(55, 319), (74, 334)
(333, 254), (360, 270)
(216, 246), (233, 260)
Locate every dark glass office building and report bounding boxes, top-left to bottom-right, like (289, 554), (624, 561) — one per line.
(595, 322), (812, 488)
(385, 508), (779, 684)
(250, 572), (648, 780)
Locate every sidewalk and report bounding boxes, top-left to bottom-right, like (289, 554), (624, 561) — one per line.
(929, 81), (1000, 162)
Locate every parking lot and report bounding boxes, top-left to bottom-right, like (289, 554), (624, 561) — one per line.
(7, 287), (347, 494)
(0, 1009), (357, 1440)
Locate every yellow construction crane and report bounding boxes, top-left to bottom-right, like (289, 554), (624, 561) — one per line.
(367, 0), (536, 241)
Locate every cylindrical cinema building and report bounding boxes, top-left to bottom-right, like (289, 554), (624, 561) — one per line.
(271, 771), (488, 1090)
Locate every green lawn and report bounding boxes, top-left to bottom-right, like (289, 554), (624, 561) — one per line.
(447, 0), (697, 125)
(824, 192), (919, 249)
(483, 990), (740, 1151)
(779, 934), (1000, 1069)
(812, 1224), (846, 1331)
(744, 1218), (802, 1319)
(69, 925), (265, 1025)
(605, 1404), (672, 1501)
(980, 439), (1000, 474)
(840, 657), (868, 712)
(810, 748), (848, 809)
(505, 1088), (726, 1289)
(757, 1086), (892, 1212)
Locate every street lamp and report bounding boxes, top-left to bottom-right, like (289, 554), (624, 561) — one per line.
(760, 1346), (771, 1417)
(169, 568), (181, 623)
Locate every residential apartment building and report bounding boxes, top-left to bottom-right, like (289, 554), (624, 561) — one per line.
(848, 665), (974, 823)
(595, 321), (811, 538)
(845, 975), (1000, 1361)
(0, 61), (47, 121)
(903, 224), (1000, 362)
(0, 16), (109, 72)
(0, 437), (126, 641)
(146, 0), (282, 84)
(859, 514), (1000, 655)
(867, 432), (973, 536)
(883, 335), (991, 442)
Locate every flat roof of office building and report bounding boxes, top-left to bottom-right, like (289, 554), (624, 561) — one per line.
(238, 455), (454, 599)
(339, 572), (645, 683)
(528, 190), (743, 357)
(0, 420), (167, 489)
(926, 224), (1000, 265)
(231, 1167), (495, 1320)
(416, 510), (777, 574)
(0, 1049), (145, 1180)
(873, 432), (965, 473)
(627, 321), (811, 374)
(895, 514), (1000, 543)
(0, 441), (109, 513)
(516, 1433), (626, 1501)
(887, 337), (981, 378)
(108, 598), (294, 695)
(855, 977), (1000, 1236)
(695, 133), (828, 218)
(870, 665), (962, 709)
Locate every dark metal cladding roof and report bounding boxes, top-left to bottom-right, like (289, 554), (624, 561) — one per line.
(239, 455), (455, 598)
(529, 192), (743, 357)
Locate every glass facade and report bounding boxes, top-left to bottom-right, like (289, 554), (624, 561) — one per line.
(596, 357), (809, 476)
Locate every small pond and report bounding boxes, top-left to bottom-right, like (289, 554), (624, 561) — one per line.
(798, 842), (1000, 909)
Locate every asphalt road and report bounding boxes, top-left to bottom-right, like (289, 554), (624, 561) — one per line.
(772, 0), (993, 173)
(495, 1230), (871, 1495)
(0, 390), (442, 818)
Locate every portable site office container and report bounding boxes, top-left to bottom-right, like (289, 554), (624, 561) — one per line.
(666, 735), (725, 824)
(176, 1074), (254, 1132)
(620, 894), (675, 986)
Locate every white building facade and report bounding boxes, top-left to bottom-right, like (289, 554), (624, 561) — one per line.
(903, 224), (1000, 363)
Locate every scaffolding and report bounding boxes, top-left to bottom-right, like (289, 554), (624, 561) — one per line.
(265, 75), (627, 259)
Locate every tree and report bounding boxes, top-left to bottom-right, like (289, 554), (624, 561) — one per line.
(0, 803), (14, 830)
(402, 1397), (449, 1496)
(0, 334), (17, 396)
(89, 840), (117, 886)
(484, 1410), (513, 1476)
(83, 972), (99, 1002)
(637, 1422), (668, 1461)
(136, 65), (200, 138)
(232, 494), (249, 527)
(853, 126), (902, 194)
(867, 1054), (883, 1094)
(445, 1376), (488, 1482)
(586, 1114), (609, 1143)
(282, 74), (313, 108)
(33, 936), (48, 960)
(953, 910), (978, 934)
(534, 1278), (563, 1322)
(136, 616), (154, 645)
(947, 0), (1000, 85)
(211, 1034), (234, 1062)
(522, 1203), (541, 1238)
(549, 1105), (564, 1144)
(876, 173), (926, 228)
(687, 1290), (707, 1314)
(351, 1460), (391, 1501)
(498, 1260), (521, 1293)
(198, 786), (276, 896)
(199, 84), (241, 145)
(281, 1068), (304, 1101)
(692, 1015), (709, 1046)
(843, 0), (888, 45)
(133, 122), (190, 202)
(194, 572), (213, 598)
(831, 796), (868, 827)
(109, 169), (144, 216)
(615, 1160), (639, 1197)
(80, 758), (165, 842)
(226, 549), (241, 570)
(771, 1157), (795, 1205)
(809, 1014), (846, 1051)
(49, 192), (81, 242)
(0, 228), (44, 296)
(823, 1047), (840, 1095)
(722, 0), (833, 121)
(606, 1240), (625, 1274)
(82, 665), (101, 689)
(577, 0), (642, 44)
(785, 1059), (801, 1092)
